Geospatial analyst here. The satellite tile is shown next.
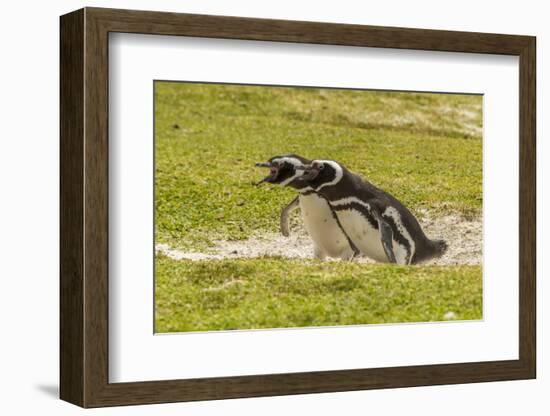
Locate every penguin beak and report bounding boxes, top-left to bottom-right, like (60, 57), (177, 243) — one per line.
(255, 162), (279, 185)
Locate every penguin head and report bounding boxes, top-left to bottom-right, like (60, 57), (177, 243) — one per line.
(255, 154), (310, 189)
(300, 160), (343, 190)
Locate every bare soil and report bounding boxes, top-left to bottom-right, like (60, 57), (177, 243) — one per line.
(156, 211), (482, 266)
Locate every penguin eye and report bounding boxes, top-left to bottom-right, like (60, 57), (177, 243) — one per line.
(317, 162), (325, 170)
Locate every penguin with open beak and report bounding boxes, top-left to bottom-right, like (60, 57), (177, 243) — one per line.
(299, 160), (447, 265)
(255, 155), (358, 260)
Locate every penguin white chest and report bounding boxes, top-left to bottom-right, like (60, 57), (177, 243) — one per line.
(298, 194), (353, 259)
(335, 209), (388, 263)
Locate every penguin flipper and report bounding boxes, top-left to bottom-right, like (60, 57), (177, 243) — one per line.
(373, 212), (397, 263)
(280, 196), (300, 237)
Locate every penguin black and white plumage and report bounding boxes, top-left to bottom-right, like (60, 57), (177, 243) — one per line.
(299, 160), (447, 265)
(255, 155), (358, 260)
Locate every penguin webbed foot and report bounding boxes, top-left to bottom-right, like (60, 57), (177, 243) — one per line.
(348, 250), (360, 262)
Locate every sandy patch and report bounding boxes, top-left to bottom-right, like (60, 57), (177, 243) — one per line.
(156, 211), (481, 266)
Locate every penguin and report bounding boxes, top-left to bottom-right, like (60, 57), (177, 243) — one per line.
(298, 160), (447, 265)
(255, 154), (358, 260)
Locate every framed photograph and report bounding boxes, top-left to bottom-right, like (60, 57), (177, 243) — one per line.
(60, 7), (536, 408)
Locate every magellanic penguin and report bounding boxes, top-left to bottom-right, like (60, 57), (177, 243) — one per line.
(298, 160), (447, 265)
(255, 154), (358, 260)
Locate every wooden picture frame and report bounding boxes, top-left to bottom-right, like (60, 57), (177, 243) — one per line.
(60, 7), (536, 408)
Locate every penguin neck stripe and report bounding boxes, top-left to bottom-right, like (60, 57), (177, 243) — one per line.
(314, 161), (343, 191)
(330, 196), (371, 211)
(279, 171), (301, 187)
(272, 157), (302, 167)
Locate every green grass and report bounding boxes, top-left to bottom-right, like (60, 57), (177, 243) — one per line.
(155, 82), (482, 250)
(154, 82), (483, 332)
(155, 256), (482, 332)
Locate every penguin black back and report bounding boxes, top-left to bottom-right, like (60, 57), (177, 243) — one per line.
(300, 160), (447, 264)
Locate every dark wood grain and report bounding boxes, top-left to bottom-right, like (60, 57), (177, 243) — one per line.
(83, 10), (110, 406)
(59, 7), (537, 408)
(519, 38), (536, 375)
(88, 7), (532, 55)
(59, 8), (84, 406)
